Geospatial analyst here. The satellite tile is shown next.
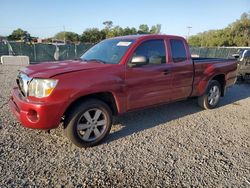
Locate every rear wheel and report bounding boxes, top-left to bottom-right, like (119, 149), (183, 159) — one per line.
(198, 80), (221, 109)
(64, 99), (112, 148)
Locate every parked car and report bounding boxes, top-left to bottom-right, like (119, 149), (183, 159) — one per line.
(9, 35), (238, 147)
(233, 49), (250, 80)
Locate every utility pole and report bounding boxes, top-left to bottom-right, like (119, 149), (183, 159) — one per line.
(187, 26), (192, 39)
(63, 25), (66, 44)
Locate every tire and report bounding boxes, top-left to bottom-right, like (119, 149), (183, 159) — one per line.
(198, 80), (221, 109)
(240, 75), (245, 82)
(64, 99), (112, 148)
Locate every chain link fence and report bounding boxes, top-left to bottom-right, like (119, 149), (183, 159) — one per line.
(0, 42), (249, 63)
(189, 47), (249, 59)
(0, 42), (93, 63)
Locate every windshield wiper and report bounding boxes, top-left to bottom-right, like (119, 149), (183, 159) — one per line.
(82, 58), (107, 64)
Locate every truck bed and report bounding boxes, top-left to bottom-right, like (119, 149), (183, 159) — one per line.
(192, 57), (236, 63)
(191, 57), (238, 97)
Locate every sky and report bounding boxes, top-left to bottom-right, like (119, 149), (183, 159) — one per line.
(0, 0), (249, 38)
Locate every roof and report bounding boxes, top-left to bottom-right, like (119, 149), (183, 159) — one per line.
(111, 34), (184, 41)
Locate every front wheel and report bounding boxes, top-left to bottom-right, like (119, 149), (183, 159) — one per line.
(198, 80), (221, 109)
(64, 99), (112, 148)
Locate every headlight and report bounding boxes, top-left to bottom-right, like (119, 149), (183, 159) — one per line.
(17, 73), (32, 97)
(28, 79), (58, 98)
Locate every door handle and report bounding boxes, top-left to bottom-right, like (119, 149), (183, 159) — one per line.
(162, 69), (170, 75)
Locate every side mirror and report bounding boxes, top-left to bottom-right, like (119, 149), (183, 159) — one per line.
(129, 55), (147, 67)
(232, 54), (240, 59)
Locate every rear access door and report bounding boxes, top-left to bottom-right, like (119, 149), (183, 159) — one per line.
(167, 38), (194, 101)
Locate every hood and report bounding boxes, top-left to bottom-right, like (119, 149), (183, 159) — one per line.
(20, 60), (109, 78)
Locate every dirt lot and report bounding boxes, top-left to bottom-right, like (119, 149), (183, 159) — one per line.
(0, 65), (250, 187)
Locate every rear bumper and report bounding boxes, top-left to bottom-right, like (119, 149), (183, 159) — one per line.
(9, 87), (64, 130)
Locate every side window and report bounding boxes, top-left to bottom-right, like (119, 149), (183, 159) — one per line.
(132, 40), (166, 65)
(170, 39), (187, 63)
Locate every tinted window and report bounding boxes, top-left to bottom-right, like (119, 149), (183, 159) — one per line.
(170, 39), (187, 63)
(132, 40), (166, 65)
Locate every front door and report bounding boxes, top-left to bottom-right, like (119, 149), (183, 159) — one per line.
(125, 39), (173, 111)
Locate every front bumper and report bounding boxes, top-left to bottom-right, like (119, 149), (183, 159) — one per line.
(9, 87), (64, 129)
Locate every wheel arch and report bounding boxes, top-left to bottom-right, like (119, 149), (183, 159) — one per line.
(196, 73), (226, 97)
(211, 74), (226, 97)
(64, 92), (119, 120)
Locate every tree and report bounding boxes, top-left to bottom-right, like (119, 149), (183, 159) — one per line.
(102, 21), (139, 38)
(230, 12), (250, 46)
(54, 31), (79, 42)
(138, 24), (150, 34)
(130, 27), (137, 35)
(240, 12), (249, 20)
(150, 24), (161, 34)
(188, 35), (202, 47)
(103, 21), (113, 30)
(80, 28), (105, 43)
(188, 12), (250, 47)
(123, 27), (137, 35)
(105, 26), (124, 38)
(8, 28), (31, 41)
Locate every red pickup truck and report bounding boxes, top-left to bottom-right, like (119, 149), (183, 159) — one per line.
(9, 35), (237, 147)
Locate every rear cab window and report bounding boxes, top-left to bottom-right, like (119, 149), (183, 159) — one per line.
(170, 39), (187, 63)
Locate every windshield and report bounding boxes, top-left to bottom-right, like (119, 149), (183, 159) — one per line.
(80, 38), (135, 64)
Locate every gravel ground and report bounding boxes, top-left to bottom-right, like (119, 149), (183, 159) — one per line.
(0, 64), (250, 187)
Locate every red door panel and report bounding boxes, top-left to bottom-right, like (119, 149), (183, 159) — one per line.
(125, 64), (172, 110)
(170, 61), (193, 100)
